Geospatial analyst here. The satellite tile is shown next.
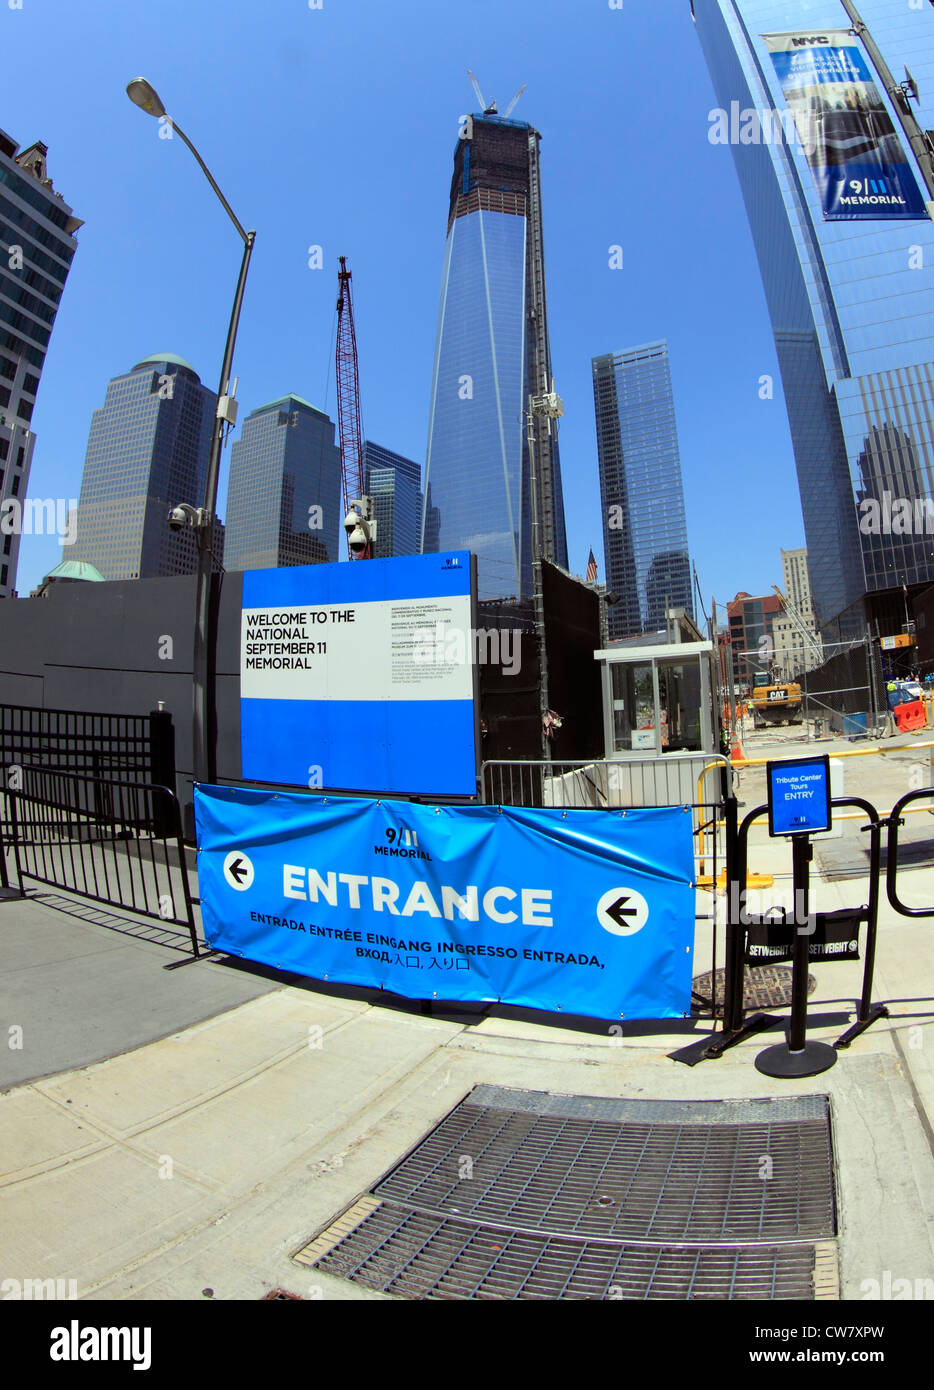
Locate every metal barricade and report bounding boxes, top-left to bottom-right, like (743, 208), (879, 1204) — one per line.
(481, 754), (730, 811)
(886, 788), (934, 918)
(5, 766), (199, 956)
(0, 703), (176, 835)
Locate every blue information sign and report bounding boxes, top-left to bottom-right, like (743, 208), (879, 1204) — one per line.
(239, 551), (477, 796)
(767, 756), (832, 837)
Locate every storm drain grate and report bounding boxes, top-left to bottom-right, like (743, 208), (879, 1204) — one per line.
(294, 1088), (838, 1300)
(372, 1097), (835, 1244)
(297, 1200), (837, 1301)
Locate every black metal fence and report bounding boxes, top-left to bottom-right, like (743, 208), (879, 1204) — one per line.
(0, 701), (175, 803)
(4, 766), (199, 956)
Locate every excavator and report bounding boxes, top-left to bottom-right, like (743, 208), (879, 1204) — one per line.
(750, 679), (804, 728)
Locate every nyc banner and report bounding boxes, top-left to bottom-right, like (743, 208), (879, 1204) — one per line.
(764, 31), (927, 220)
(195, 786), (696, 1021)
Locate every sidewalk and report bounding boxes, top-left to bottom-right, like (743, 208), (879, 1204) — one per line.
(1, 748), (933, 1301)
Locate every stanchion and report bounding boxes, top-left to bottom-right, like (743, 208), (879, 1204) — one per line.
(755, 834), (837, 1078)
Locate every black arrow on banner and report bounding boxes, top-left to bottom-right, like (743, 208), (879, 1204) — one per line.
(228, 858), (249, 885)
(606, 896), (640, 930)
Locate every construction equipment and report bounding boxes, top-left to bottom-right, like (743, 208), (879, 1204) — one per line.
(467, 70), (527, 119)
(750, 681), (804, 728)
(335, 256), (375, 559)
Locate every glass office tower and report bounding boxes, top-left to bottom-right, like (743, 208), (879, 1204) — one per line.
(593, 342), (694, 640)
(0, 130), (81, 597)
(692, 1), (934, 639)
(68, 353), (222, 580)
(224, 395), (341, 571)
(422, 113), (568, 599)
(363, 440), (421, 558)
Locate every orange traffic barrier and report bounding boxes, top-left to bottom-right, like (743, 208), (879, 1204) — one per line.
(895, 699), (926, 732)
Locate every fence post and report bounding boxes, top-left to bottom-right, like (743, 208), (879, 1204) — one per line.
(722, 777), (744, 1033)
(149, 708), (176, 838)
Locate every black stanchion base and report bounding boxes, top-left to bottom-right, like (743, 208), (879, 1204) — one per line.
(754, 1039), (838, 1078)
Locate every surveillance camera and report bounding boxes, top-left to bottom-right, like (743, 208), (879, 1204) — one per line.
(167, 502), (199, 532)
(347, 522), (370, 554)
(344, 510), (360, 534)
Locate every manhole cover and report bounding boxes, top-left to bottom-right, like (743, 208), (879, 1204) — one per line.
(693, 965), (816, 1012)
(294, 1087), (838, 1301)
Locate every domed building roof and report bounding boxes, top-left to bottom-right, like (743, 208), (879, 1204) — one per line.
(133, 352), (198, 375)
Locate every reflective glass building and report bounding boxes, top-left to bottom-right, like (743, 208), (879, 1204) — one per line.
(69, 353), (222, 580)
(224, 395), (341, 571)
(692, 1), (934, 640)
(363, 440), (421, 558)
(422, 113), (568, 599)
(593, 342), (694, 640)
(0, 130), (81, 597)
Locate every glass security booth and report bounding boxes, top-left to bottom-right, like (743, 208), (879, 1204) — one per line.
(594, 642), (718, 759)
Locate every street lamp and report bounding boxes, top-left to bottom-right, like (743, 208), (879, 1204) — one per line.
(127, 78), (256, 791)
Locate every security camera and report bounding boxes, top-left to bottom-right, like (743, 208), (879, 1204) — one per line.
(346, 520), (370, 554)
(167, 503), (201, 532)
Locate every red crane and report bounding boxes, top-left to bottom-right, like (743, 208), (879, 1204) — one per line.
(335, 256), (373, 558)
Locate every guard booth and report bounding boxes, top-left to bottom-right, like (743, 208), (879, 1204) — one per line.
(589, 641), (721, 806)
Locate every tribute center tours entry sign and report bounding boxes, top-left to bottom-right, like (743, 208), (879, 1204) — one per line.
(239, 551), (477, 796)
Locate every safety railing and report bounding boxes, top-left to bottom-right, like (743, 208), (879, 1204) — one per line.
(481, 753), (730, 811)
(704, 795), (886, 1058)
(885, 788), (934, 919)
(4, 766), (199, 956)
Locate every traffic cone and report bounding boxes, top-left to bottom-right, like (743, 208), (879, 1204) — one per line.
(730, 731), (747, 764)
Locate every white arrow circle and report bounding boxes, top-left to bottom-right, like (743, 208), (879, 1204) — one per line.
(597, 886), (649, 936)
(223, 850), (254, 892)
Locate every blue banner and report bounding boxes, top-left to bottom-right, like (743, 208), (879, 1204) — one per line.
(195, 786), (696, 1021)
(765, 32), (927, 220)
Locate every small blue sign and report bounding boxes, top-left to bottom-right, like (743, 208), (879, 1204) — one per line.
(767, 756), (832, 837)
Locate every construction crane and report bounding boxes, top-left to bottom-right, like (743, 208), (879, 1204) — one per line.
(772, 585), (823, 663)
(335, 255), (375, 558)
(467, 70), (527, 118)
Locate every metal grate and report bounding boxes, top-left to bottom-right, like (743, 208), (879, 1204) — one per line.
(298, 1202), (834, 1301)
(693, 965), (816, 1012)
(294, 1088), (837, 1300)
(372, 1100), (835, 1245)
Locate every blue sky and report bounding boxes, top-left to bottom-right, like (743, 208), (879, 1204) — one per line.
(4, 0), (805, 617)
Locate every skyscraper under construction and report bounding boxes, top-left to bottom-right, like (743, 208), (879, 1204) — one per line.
(422, 102), (568, 599)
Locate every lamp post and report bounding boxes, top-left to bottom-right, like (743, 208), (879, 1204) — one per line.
(126, 78), (255, 788)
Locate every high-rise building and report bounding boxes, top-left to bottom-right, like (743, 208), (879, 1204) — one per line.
(224, 394), (341, 571)
(692, 1), (934, 640)
(0, 129), (81, 597)
(363, 440), (421, 558)
(422, 110), (568, 599)
(773, 546), (823, 677)
(68, 353), (222, 580)
(728, 589), (784, 688)
(592, 341), (694, 640)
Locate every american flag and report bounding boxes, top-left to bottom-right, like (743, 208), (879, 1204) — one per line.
(586, 549), (598, 583)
